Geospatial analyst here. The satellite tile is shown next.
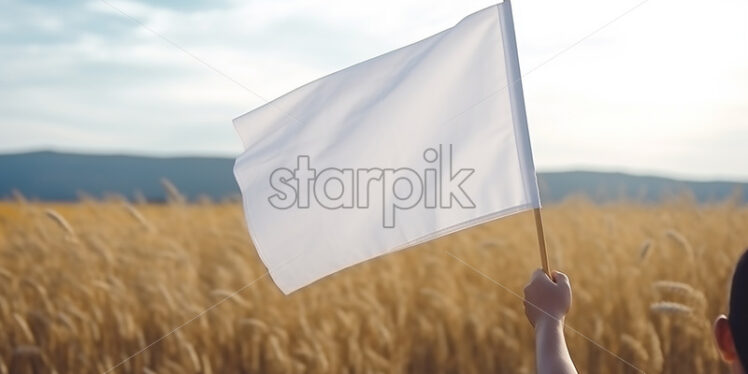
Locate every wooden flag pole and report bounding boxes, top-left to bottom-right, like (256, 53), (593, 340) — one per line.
(533, 208), (551, 276)
(501, 0), (549, 276)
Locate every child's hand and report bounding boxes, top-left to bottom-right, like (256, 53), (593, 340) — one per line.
(523, 269), (572, 328)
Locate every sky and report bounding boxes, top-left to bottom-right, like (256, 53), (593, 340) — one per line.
(1, 0), (747, 181)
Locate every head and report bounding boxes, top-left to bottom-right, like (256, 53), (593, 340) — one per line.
(714, 248), (748, 374)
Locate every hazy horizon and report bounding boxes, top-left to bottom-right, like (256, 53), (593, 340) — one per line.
(2, 148), (747, 184)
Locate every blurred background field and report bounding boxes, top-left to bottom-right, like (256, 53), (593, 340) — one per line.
(0, 195), (746, 373)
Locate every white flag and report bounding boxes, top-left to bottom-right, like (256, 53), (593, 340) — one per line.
(234, 1), (540, 294)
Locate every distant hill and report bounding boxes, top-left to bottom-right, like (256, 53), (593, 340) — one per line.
(538, 171), (745, 203)
(0, 151), (745, 203)
(0, 151), (237, 202)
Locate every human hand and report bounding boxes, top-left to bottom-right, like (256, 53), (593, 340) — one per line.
(523, 269), (572, 328)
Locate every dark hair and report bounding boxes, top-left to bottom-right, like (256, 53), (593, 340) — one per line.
(730, 248), (748, 366)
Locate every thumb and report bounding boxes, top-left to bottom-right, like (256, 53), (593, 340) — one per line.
(552, 271), (570, 287)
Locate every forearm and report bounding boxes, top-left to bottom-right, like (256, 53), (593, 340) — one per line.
(534, 319), (577, 374)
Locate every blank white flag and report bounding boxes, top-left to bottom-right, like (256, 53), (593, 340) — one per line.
(234, 1), (540, 294)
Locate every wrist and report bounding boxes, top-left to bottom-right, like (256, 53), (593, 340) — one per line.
(534, 316), (564, 332)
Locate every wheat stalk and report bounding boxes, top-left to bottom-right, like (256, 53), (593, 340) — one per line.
(650, 301), (693, 315)
(123, 203), (156, 233)
(44, 209), (75, 238)
(161, 178), (186, 204)
(665, 229), (694, 258)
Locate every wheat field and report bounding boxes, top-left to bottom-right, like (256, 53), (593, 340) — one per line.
(0, 194), (746, 373)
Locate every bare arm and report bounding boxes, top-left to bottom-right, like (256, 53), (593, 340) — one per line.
(524, 269), (578, 374)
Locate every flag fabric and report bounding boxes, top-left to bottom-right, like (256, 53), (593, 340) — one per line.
(233, 1), (541, 294)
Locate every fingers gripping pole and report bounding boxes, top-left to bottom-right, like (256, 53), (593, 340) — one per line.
(533, 208), (551, 276)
